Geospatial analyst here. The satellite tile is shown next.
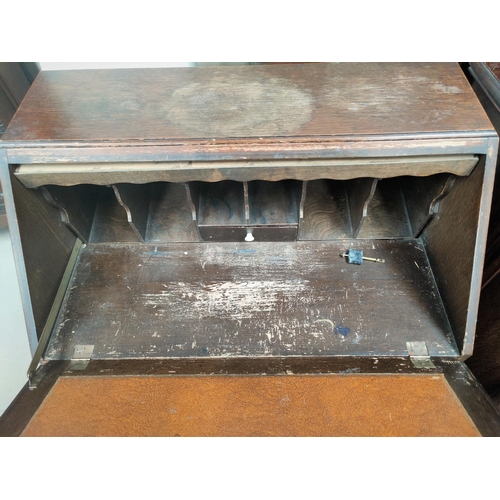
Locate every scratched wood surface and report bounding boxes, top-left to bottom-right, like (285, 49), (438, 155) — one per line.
(45, 240), (458, 360)
(1, 64), (493, 148)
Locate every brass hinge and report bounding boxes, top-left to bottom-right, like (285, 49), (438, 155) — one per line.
(406, 341), (436, 369)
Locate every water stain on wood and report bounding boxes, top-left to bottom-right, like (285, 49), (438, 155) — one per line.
(163, 74), (314, 137)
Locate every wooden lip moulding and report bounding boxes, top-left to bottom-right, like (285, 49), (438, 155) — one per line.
(1, 63), (499, 436)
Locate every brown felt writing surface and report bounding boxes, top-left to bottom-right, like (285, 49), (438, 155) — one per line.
(21, 374), (480, 437)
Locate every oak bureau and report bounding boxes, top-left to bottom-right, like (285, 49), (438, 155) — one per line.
(1, 63), (499, 436)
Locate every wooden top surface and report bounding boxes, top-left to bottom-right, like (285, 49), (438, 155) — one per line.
(0, 63), (494, 148)
(486, 62), (500, 81)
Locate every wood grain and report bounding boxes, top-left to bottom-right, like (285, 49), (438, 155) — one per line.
(45, 240), (457, 361)
(146, 183), (200, 242)
(5, 140), (491, 168)
(466, 272), (500, 401)
(1, 64), (492, 145)
(248, 180), (301, 225)
(400, 174), (456, 237)
(197, 181), (246, 226)
(357, 178), (411, 239)
(88, 187), (139, 243)
(298, 180), (352, 240)
(10, 174), (77, 337)
(14, 155), (479, 188)
(40, 184), (99, 243)
(421, 153), (496, 357)
(112, 184), (151, 242)
(346, 178), (378, 237)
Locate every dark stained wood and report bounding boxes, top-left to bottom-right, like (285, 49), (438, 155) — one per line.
(0, 63), (39, 138)
(14, 155), (479, 188)
(421, 147), (498, 358)
(5, 138), (491, 166)
(467, 272), (500, 403)
(146, 183), (200, 242)
(243, 182), (250, 223)
(468, 78), (500, 289)
(249, 226), (297, 242)
(439, 360), (500, 437)
(198, 226), (248, 242)
(346, 178), (378, 238)
(1, 64), (493, 146)
(10, 172), (77, 337)
(61, 356), (436, 377)
(470, 63), (500, 114)
(248, 180), (301, 226)
(298, 180), (351, 240)
(198, 181), (246, 226)
(0, 64), (499, 436)
(400, 174), (456, 237)
(0, 361), (68, 437)
(0, 63), (32, 109)
(185, 182), (199, 221)
(357, 178), (411, 239)
(197, 180), (247, 242)
(44, 240), (457, 361)
(89, 187), (139, 243)
(0, 86), (16, 135)
(112, 184), (151, 242)
(40, 184), (99, 243)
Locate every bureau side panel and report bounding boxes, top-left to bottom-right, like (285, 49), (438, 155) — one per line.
(0, 151), (38, 352)
(422, 139), (498, 357)
(7, 164), (77, 343)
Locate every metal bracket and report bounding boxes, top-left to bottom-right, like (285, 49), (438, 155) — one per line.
(407, 341), (436, 369)
(67, 345), (94, 371)
(28, 239), (83, 389)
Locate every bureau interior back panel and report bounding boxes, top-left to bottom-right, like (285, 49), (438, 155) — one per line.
(45, 239), (457, 360)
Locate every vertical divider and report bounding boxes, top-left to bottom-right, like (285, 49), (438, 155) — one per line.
(243, 181), (250, 225)
(401, 174), (456, 237)
(297, 181), (308, 239)
(345, 178), (379, 238)
(112, 184), (151, 242)
(185, 182), (202, 241)
(243, 181), (252, 241)
(40, 185), (99, 243)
